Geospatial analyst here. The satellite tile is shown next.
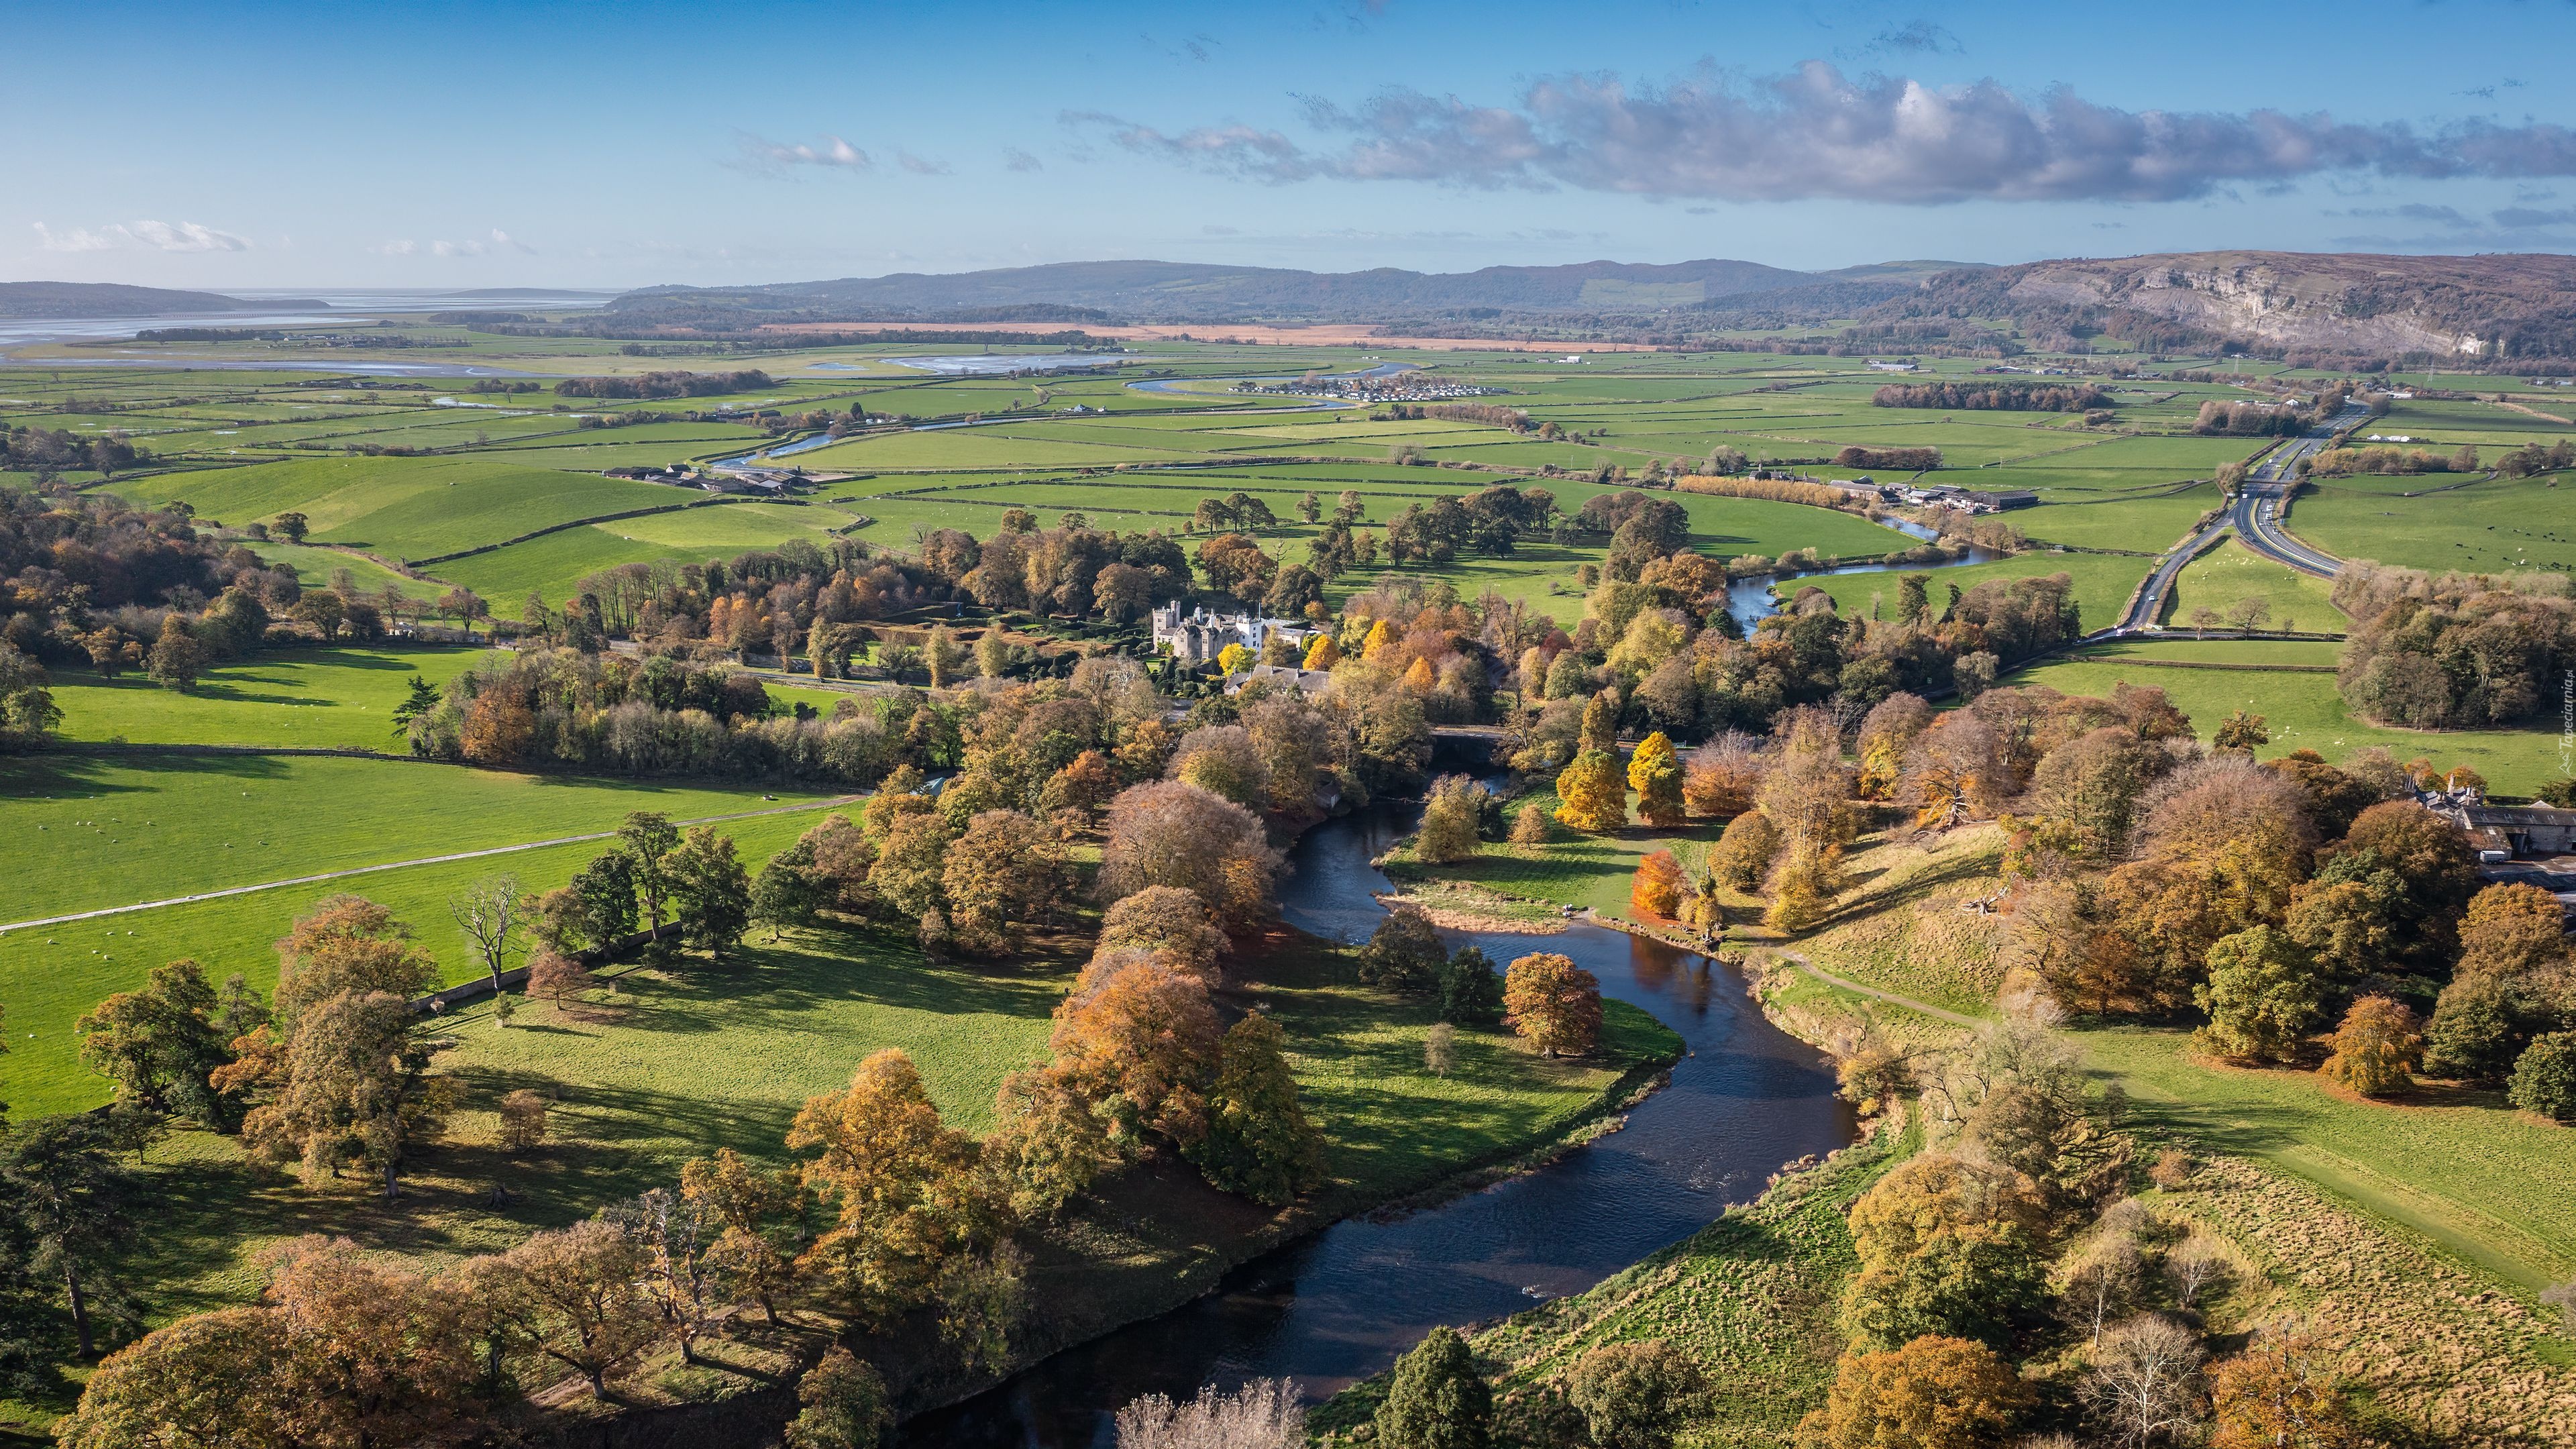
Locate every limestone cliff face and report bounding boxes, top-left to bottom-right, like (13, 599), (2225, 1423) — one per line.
(1897, 250), (2576, 360)
(2004, 254), (2485, 356)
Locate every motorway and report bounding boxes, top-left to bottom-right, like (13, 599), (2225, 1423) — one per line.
(2115, 402), (2365, 630)
(2229, 401), (2368, 578)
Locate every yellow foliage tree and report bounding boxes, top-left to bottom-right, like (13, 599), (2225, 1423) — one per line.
(1216, 642), (1254, 675)
(1627, 731), (1686, 827)
(1554, 749), (1628, 834)
(1401, 656), (1437, 694)
(1302, 635), (1342, 670)
(1360, 619), (1397, 662)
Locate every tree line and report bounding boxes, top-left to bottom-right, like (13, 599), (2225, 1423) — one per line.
(2332, 563), (2575, 730)
(1871, 380), (2113, 412)
(552, 369), (775, 400)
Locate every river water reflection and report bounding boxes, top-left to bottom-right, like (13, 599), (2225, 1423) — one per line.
(904, 802), (1856, 1447)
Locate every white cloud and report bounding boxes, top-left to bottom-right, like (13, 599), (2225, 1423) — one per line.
(897, 152), (951, 176)
(1003, 147), (1044, 173)
(375, 239), (419, 256)
(1075, 62), (2576, 205)
(739, 133), (873, 170)
(35, 219), (250, 253)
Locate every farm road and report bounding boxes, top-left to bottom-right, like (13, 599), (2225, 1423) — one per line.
(0, 796), (854, 935)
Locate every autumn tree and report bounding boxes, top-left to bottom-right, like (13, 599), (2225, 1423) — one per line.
(472, 1218), (657, 1398)
(787, 1049), (989, 1321)
(2206, 1327), (2365, 1449)
(1839, 1154), (2047, 1352)
(1682, 733), (1766, 818)
(498, 1089), (549, 1151)
(1416, 774), (1487, 864)
(53, 1310), (301, 1448)
(1097, 782), (1282, 930)
(2193, 926), (2326, 1064)
(786, 1347), (892, 1449)
(1631, 849), (1684, 919)
(1050, 956), (1223, 1151)
(2319, 995), (2420, 1097)
(1627, 732), (1686, 827)
(1186, 1012), (1323, 1206)
(1799, 1336), (2031, 1449)
(240, 990), (453, 1199)
(601, 1187), (722, 1363)
(1097, 885), (1229, 983)
(1898, 712), (2008, 830)
(1711, 809), (1780, 892)
(1505, 953), (1603, 1058)
(1554, 749), (1627, 834)
(526, 949), (594, 1008)
(1376, 1326), (1493, 1449)
(2457, 881), (2572, 980)
(271, 895), (437, 1031)
(681, 1147), (806, 1326)
(1361, 904), (1448, 996)
(869, 810), (954, 930)
(1854, 694), (1933, 800)
(2213, 709), (2270, 755)
(943, 809), (1069, 953)
(1168, 724), (1272, 810)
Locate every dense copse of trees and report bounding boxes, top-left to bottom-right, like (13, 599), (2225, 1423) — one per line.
(2303, 443), (2478, 477)
(2332, 564), (2576, 729)
(1374, 401), (1534, 432)
(2192, 384), (2353, 436)
(1831, 445), (1943, 472)
(1, 426), (144, 477)
(402, 645), (904, 785)
(2498, 437), (2576, 478)
(1871, 381), (2114, 412)
(552, 369), (774, 399)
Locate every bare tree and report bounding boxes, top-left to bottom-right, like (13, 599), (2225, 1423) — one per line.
(2081, 1315), (2206, 1447)
(449, 873), (524, 995)
(2165, 1231), (2232, 1310)
(1115, 1379), (1303, 1449)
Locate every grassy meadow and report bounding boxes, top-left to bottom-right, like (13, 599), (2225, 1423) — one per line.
(47, 644), (488, 750)
(2011, 639), (2563, 790)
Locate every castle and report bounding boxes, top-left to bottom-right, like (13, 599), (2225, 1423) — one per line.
(1150, 602), (1321, 667)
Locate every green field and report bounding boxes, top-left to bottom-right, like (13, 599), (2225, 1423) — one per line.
(2290, 470), (2576, 576)
(2162, 537), (2346, 631)
(48, 645), (489, 750)
(2085, 1028), (2576, 1291)
(0, 752), (836, 924)
(2010, 639), (2561, 789)
(1800, 549), (2153, 635)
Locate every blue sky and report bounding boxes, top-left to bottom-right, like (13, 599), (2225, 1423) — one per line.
(8, 0), (2576, 291)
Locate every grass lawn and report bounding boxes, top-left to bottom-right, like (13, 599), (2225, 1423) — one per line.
(248, 541), (444, 600)
(2083, 1028), (2576, 1291)
(2009, 643), (2564, 792)
(0, 753), (837, 924)
(1379, 787), (1727, 924)
(48, 645), (490, 750)
(0, 800), (847, 1117)
(2163, 538), (2345, 631)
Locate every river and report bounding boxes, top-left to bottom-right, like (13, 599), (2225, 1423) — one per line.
(902, 798), (1856, 1447)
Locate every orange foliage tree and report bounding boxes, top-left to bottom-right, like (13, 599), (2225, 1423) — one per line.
(1631, 849), (1685, 919)
(1503, 953), (1603, 1057)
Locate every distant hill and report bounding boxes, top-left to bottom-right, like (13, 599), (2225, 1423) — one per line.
(0, 281), (325, 319)
(1869, 251), (2576, 362)
(604, 258), (1974, 327)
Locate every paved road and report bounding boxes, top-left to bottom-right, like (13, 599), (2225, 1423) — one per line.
(2117, 402), (2368, 627)
(2230, 402), (2369, 578)
(0, 796), (855, 936)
